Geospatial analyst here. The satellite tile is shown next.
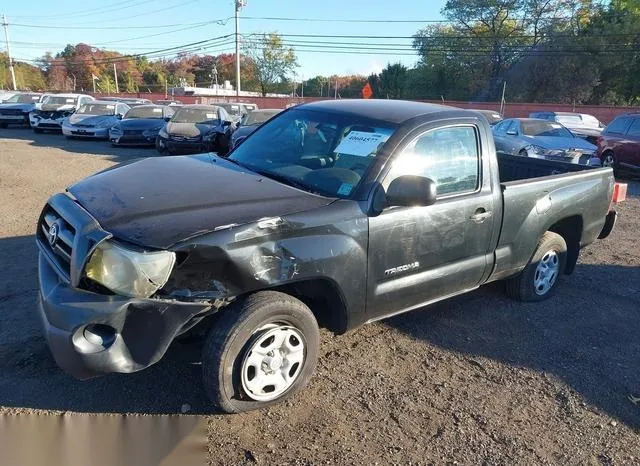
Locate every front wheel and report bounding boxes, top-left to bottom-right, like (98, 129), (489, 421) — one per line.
(601, 150), (616, 169)
(202, 291), (319, 413)
(505, 231), (567, 302)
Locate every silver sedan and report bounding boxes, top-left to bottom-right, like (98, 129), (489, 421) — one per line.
(493, 118), (599, 165)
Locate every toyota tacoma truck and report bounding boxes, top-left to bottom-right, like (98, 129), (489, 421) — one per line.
(36, 100), (620, 413)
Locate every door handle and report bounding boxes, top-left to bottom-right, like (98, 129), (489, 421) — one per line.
(470, 209), (493, 223)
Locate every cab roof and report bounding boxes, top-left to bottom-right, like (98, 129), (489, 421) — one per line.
(299, 99), (469, 125)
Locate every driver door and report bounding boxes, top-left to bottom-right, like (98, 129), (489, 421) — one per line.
(366, 123), (497, 321)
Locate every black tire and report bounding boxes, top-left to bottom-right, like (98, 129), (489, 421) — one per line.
(505, 231), (567, 302)
(33, 128), (44, 134)
(202, 291), (320, 413)
(601, 150), (616, 169)
(519, 149), (528, 157)
(0, 122), (7, 129)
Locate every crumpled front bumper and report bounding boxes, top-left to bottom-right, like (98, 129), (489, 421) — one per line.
(38, 253), (211, 379)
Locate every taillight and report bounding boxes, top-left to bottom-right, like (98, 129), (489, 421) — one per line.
(613, 183), (627, 204)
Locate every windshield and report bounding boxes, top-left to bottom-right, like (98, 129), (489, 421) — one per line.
(4, 93), (40, 103)
(242, 110), (280, 126)
(555, 115), (583, 126)
(42, 95), (77, 106)
(228, 108), (397, 198)
(125, 106), (165, 119)
(76, 104), (116, 116)
(171, 108), (219, 124)
(216, 103), (243, 116)
(523, 121), (574, 138)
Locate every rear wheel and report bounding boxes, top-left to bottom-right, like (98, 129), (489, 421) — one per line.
(505, 231), (567, 302)
(202, 291), (319, 413)
(519, 149), (528, 157)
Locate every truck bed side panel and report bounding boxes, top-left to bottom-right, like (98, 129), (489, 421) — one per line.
(489, 168), (614, 281)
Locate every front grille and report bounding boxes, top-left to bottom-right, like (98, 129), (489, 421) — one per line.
(124, 129), (144, 135)
(39, 123), (61, 128)
(0, 109), (23, 116)
(74, 123), (94, 128)
(37, 205), (77, 279)
(170, 134), (200, 142)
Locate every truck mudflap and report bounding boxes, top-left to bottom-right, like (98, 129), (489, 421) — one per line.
(598, 210), (617, 239)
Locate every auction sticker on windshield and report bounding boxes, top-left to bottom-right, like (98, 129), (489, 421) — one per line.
(334, 131), (390, 157)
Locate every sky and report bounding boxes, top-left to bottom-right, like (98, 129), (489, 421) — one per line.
(3, 0), (447, 77)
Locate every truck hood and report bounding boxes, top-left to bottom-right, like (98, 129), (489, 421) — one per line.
(0, 103), (35, 112)
(68, 154), (334, 249)
(523, 135), (596, 151)
(37, 103), (76, 112)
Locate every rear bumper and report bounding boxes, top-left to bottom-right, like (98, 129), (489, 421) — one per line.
(38, 253), (211, 379)
(598, 210), (617, 239)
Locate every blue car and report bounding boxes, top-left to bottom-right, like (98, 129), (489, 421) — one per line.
(109, 104), (175, 146)
(0, 92), (43, 128)
(61, 101), (130, 139)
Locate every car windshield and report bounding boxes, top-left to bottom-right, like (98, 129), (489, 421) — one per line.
(76, 104), (116, 116)
(242, 110), (280, 126)
(556, 115), (583, 125)
(42, 96), (77, 106)
(171, 108), (219, 124)
(4, 93), (40, 103)
(522, 120), (573, 138)
(217, 103), (243, 116)
(125, 106), (165, 119)
(228, 108), (397, 198)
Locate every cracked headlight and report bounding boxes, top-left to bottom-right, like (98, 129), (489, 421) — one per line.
(524, 144), (552, 156)
(84, 241), (176, 298)
(158, 127), (169, 138)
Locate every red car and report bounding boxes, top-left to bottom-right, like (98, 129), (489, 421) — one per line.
(597, 113), (640, 173)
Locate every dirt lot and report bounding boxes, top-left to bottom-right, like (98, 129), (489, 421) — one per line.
(0, 127), (638, 465)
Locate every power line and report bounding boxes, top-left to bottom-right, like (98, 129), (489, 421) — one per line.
(10, 17), (232, 30)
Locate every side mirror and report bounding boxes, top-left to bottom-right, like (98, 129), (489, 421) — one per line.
(386, 175), (437, 207)
(506, 129), (517, 136)
(222, 120), (233, 127)
(164, 116), (171, 122)
(116, 114), (123, 120)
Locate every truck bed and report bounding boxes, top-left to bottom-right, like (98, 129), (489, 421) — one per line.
(489, 153), (615, 282)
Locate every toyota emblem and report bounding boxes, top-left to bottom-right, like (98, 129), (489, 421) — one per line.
(48, 223), (59, 247)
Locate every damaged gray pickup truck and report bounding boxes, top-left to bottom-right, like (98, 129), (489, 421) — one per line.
(36, 100), (620, 413)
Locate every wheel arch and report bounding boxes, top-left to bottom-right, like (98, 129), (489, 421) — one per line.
(547, 215), (583, 274)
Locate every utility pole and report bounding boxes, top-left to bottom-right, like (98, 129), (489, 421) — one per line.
(113, 63), (119, 93)
(235, 0), (247, 97)
(499, 81), (507, 116)
(2, 15), (17, 90)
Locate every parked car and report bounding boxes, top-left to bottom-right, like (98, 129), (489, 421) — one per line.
(230, 108), (281, 149)
(242, 103), (258, 113)
(596, 113), (640, 173)
(61, 101), (130, 139)
(36, 100), (620, 413)
(101, 96), (153, 107)
(155, 104), (235, 155)
(470, 109), (503, 126)
(493, 118), (598, 165)
(109, 104), (175, 146)
(0, 90), (16, 103)
(0, 92), (43, 128)
(215, 102), (246, 123)
(154, 99), (183, 106)
(529, 111), (604, 144)
(30, 93), (95, 133)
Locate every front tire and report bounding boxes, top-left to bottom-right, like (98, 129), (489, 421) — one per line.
(505, 231), (567, 302)
(602, 150), (616, 169)
(202, 291), (319, 413)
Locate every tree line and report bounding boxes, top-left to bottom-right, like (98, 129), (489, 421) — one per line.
(1, 1), (639, 105)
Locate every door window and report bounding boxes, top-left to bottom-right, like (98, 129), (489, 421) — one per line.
(605, 117), (631, 135)
(385, 126), (480, 196)
(625, 118), (640, 138)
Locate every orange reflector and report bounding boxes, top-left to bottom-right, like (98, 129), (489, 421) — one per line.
(613, 183), (627, 203)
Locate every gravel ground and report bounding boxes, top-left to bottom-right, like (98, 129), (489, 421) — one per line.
(0, 127), (638, 465)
